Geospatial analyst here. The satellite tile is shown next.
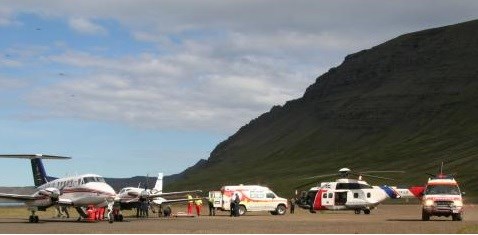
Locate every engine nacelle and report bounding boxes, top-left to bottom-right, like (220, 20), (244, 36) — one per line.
(39, 187), (61, 201)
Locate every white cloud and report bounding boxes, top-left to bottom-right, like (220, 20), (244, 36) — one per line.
(68, 17), (107, 35)
(3, 0), (478, 134)
(27, 45), (311, 132)
(0, 7), (21, 27)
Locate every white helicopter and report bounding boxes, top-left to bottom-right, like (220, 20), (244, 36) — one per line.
(296, 168), (415, 214)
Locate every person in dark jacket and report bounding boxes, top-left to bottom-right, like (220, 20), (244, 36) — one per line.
(230, 196), (236, 217)
(290, 197), (296, 214)
(233, 194), (241, 217)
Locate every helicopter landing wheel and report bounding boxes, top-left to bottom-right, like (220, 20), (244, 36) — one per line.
(354, 209), (361, 214)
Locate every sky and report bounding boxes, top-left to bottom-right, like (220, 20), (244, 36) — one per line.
(1, 0), (478, 187)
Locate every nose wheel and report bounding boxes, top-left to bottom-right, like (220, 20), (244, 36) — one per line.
(28, 211), (39, 223)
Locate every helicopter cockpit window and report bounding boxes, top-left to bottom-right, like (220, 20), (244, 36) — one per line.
(359, 184), (373, 189)
(425, 185), (460, 195)
(367, 192), (371, 198)
(353, 193), (359, 198)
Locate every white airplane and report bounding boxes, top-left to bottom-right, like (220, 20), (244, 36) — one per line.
(0, 154), (117, 223)
(116, 173), (202, 218)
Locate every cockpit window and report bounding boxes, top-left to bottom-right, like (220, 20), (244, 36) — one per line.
(83, 177), (105, 183)
(425, 185), (460, 195)
(96, 177), (105, 183)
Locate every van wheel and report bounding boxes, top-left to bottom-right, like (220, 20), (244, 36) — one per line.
(238, 205), (246, 216)
(364, 209), (371, 215)
(275, 205), (286, 215)
(452, 213), (463, 221)
(422, 210), (430, 221)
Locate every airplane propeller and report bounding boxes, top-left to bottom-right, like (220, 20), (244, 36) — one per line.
(39, 188), (61, 202)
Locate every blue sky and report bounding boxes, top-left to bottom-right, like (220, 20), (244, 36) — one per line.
(1, 0), (478, 186)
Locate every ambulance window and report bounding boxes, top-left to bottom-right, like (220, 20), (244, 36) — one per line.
(323, 193), (327, 198)
(328, 193), (333, 198)
(367, 192), (371, 198)
(354, 193), (359, 198)
(266, 192), (275, 199)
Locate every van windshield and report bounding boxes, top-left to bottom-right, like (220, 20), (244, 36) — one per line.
(425, 185), (460, 195)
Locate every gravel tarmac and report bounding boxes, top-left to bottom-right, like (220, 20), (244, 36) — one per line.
(0, 204), (476, 233)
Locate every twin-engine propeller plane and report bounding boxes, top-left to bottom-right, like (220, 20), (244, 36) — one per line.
(297, 168), (418, 214)
(116, 173), (202, 218)
(0, 154), (117, 223)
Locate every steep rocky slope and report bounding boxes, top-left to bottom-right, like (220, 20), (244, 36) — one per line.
(166, 20), (478, 197)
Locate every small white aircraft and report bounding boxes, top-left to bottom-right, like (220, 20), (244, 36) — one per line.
(0, 154), (117, 223)
(115, 173), (202, 218)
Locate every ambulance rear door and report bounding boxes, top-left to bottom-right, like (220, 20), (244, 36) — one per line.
(208, 191), (223, 208)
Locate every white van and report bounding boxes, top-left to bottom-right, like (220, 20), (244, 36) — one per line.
(209, 185), (288, 216)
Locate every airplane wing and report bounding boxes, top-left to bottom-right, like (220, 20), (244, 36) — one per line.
(0, 192), (37, 201)
(149, 190), (202, 199)
(152, 197), (202, 205)
(57, 198), (73, 206)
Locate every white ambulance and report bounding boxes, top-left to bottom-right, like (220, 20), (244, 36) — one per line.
(209, 185), (288, 216)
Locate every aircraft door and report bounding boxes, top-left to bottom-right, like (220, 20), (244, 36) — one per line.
(322, 191), (335, 206)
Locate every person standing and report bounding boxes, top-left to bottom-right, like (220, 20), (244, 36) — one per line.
(290, 197), (296, 214)
(195, 198), (203, 216)
(233, 193), (241, 217)
(208, 197), (216, 216)
(136, 201), (141, 218)
(229, 195), (236, 217)
(187, 194), (193, 215)
(61, 206), (70, 218)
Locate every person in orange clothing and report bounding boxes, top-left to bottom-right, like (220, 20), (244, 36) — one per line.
(195, 198), (203, 216)
(187, 194), (193, 214)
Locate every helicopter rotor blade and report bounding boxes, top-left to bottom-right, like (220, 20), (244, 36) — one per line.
(302, 173), (339, 180)
(359, 170), (405, 174)
(357, 173), (395, 181)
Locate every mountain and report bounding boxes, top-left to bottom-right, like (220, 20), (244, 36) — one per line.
(164, 19), (478, 198)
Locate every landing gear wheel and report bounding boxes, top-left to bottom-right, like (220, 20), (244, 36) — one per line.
(452, 213), (463, 221)
(422, 210), (430, 221)
(364, 209), (371, 215)
(354, 209), (361, 214)
(28, 214), (39, 223)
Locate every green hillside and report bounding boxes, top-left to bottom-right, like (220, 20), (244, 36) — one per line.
(165, 20), (478, 199)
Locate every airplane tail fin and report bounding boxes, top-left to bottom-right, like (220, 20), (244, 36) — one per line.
(0, 154), (70, 187)
(31, 158), (48, 187)
(153, 173), (163, 193)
